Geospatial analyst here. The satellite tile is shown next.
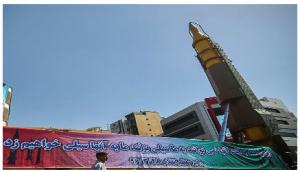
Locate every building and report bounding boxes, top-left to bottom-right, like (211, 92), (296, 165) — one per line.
(259, 97), (297, 152)
(110, 120), (130, 134)
(260, 97), (291, 112)
(161, 99), (224, 141)
(85, 127), (112, 134)
(110, 111), (164, 136)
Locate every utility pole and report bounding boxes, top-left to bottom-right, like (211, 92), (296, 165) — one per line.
(218, 104), (229, 141)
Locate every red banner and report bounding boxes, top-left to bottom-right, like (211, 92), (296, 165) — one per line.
(3, 127), (104, 168)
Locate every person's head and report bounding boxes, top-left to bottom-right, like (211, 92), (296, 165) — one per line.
(96, 152), (108, 162)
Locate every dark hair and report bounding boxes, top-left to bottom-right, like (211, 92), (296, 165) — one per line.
(96, 152), (107, 158)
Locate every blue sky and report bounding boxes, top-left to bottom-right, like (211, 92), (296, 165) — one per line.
(4, 5), (297, 130)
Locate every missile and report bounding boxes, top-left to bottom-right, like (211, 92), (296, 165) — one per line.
(188, 22), (271, 142)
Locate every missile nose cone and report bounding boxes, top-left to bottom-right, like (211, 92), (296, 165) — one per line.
(189, 22), (207, 39)
(189, 22), (198, 35)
